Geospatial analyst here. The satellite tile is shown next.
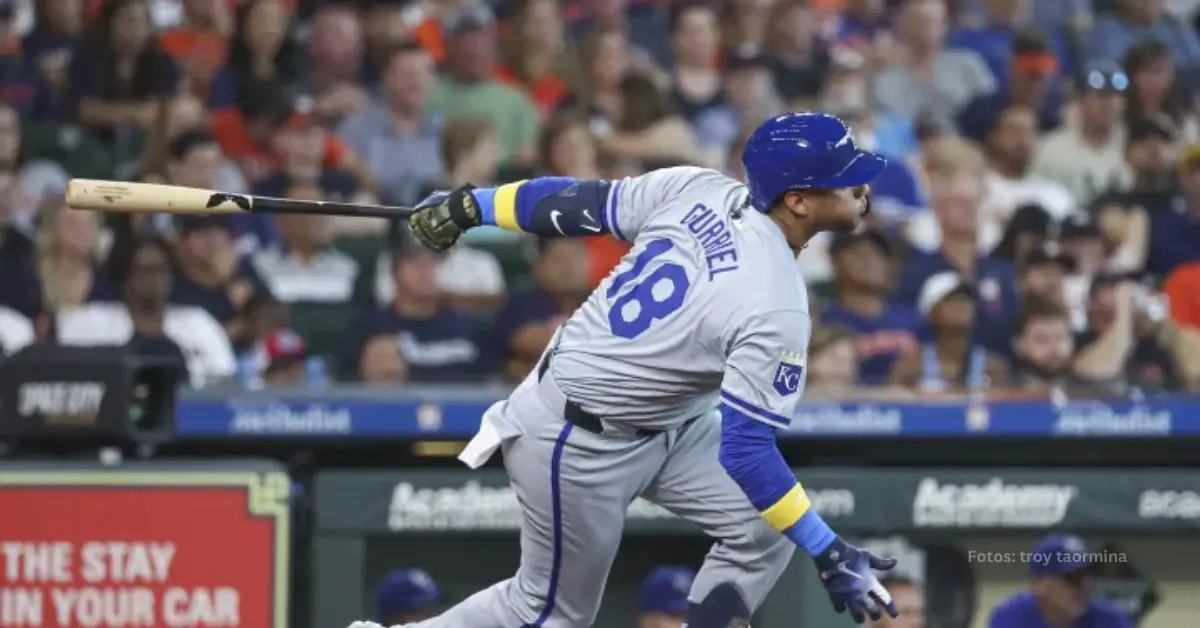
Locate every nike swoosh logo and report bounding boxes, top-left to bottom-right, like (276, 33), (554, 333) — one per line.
(580, 209), (601, 233)
(822, 561), (864, 582)
(549, 210), (566, 235)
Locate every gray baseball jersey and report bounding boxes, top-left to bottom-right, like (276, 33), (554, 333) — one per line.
(551, 166), (812, 430)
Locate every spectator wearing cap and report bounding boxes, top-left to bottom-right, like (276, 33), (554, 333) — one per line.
(1120, 116), (1177, 210)
(496, 237), (589, 382)
(896, 138), (1020, 356)
(1017, 248), (1071, 311)
(57, 235), (235, 388)
(343, 231), (489, 383)
(868, 576), (925, 628)
(958, 30), (1064, 145)
(28, 195), (114, 327)
(763, 0), (832, 106)
(170, 214), (263, 342)
(637, 566), (693, 628)
(1075, 275), (1185, 390)
(1033, 62), (1134, 204)
(375, 567), (443, 624)
(821, 231), (925, 384)
(256, 329), (318, 388)
(946, 0), (1072, 86)
(495, 0), (571, 119)
(889, 271), (1007, 390)
(1122, 41), (1197, 144)
(66, 0), (179, 149)
(872, 0), (995, 122)
(1086, 0), (1200, 71)
(988, 534), (1131, 628)
(978, 107), (1075, 249)
(210, 78), (368, 188)
(990, 203), (1053, 265)
(337, 41), (444, 208)
(427, 2), (539, 165)
(666, 2), (738, 162)
(206, 0), (297, 111)
(302, 5), (369, 121)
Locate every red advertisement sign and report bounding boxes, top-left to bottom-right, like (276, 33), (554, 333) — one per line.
(0, 470), (289, 628)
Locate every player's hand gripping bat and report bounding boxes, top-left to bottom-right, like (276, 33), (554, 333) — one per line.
(65, 179), (420, 220)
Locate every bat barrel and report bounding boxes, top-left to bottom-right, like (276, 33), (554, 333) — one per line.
(65, 178), (416, 220)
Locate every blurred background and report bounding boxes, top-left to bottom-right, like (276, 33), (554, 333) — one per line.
(0, 0), (1199, 626)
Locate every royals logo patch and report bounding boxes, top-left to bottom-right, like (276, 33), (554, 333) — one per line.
(773, 351), (806, 397)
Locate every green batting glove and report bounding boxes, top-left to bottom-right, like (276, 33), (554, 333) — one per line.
(409, 186), (482, 252)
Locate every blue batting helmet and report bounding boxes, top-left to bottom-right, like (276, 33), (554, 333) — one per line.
(742, 112), (888, 212)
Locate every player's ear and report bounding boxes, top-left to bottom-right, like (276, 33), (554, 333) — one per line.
(781, 190), (810, 221)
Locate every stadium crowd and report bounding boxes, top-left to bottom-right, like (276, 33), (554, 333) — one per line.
(0, 0), (1198, 396)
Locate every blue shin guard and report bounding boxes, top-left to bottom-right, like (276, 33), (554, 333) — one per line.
(684, 582), (751, 628)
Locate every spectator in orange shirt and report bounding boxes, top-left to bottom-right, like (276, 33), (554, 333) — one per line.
(210, 78), (374, 190)
(157, 0), (232, 98)
(495, 0), (572, 118)
(208, 0), (297, 110)
(1165, 262), (1200, 329)
(537, 113), (630, 286)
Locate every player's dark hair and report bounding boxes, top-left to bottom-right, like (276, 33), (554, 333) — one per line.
(167, 129), (218, 161)
(1017, 297), (1069, 335)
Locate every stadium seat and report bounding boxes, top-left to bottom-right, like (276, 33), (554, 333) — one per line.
(290, 301), (356, 358)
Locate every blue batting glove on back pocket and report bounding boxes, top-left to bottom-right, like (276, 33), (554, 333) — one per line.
(813, 537), (900, 624)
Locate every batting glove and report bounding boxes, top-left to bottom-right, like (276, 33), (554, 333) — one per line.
(409, 186), (481, 252)
(813, 537), (899, 623)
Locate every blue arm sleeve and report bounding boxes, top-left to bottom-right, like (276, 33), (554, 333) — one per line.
(473, 178), (614, 236)
(718, 405), (837, 556)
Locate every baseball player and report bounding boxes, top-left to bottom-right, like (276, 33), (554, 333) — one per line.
(349, 112), (899, 628)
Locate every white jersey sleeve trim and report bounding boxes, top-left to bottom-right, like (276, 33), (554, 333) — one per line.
(720, 389), (792, 429)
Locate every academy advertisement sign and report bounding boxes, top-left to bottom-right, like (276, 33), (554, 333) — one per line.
(315, 469), (1200, 534)
(0, 466), (290, 628)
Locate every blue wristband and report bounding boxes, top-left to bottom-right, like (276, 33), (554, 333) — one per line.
(784, 510), (837, 557)
(473, 187), (497, 226)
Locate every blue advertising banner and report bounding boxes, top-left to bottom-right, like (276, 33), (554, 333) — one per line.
(174, 387), (1200, 438)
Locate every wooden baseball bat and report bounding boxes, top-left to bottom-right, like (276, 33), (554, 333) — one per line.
(65, 179), (418, 219)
